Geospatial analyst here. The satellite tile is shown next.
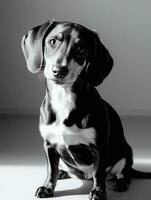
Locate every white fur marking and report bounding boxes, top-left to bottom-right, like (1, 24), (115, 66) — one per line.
(39, 123), (96, 146)
(111, 158), (126, 179)
(59, 158), (94, 180)
(80, 164), (94, 179)
(51, 85), (75, 123)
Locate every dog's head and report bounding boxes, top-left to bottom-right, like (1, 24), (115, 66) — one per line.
(21, 20), (113, 86)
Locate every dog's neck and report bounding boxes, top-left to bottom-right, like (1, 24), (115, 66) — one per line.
(45, 79), (89, 124)
(45, 80), (79, 123)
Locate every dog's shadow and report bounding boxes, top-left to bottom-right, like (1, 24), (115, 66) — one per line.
(54, 179), (115, 198)
(54, 178), (92, 197)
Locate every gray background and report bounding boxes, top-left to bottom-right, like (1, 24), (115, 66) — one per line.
(0, 0), (151, 115)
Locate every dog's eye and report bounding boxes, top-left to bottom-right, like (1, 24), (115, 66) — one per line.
(74, 42), (86, 56)
(49, 39), (57, 47)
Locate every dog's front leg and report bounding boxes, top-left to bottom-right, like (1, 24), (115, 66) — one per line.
(35, 141), (59, 198)
(89, 142), (107, 200)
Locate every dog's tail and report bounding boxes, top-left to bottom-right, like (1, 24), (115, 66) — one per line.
(131, 168), (151, 179)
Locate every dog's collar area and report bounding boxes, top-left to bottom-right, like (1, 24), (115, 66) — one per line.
(45, 77), (90, 96)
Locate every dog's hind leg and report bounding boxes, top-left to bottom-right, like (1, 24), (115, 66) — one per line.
(111, 158), (130, 192)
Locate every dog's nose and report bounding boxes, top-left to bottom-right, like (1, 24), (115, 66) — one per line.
(52, 66), (69, 78)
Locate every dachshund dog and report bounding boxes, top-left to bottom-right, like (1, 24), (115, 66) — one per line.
(21, 20), (151, 200)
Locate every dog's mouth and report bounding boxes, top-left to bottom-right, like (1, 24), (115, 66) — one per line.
(47, 75), (76, 86)
(44, 65), (78, 85)
(53, 78), (67, 85)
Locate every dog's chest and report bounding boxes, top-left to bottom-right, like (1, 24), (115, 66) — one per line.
(40, 123), (96, 147)
(40, 86), (96, 145)
(41, 85), (96, 146)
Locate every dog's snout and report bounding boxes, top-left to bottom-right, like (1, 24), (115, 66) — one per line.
(52, 66), (69, 78)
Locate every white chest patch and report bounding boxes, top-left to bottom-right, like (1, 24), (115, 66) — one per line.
(39, 123), (96, 146)
(51, 85), (75, 123)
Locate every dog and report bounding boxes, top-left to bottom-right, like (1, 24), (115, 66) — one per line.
(21, 20), (151, 200)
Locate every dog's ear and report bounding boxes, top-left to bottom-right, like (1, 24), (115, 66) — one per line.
(21, 20), (56, 73)
(86, 32), (113, 86)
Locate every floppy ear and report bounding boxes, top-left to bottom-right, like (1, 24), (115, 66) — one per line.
(86, 32), (113, 86)
(21, 20), (56, 73)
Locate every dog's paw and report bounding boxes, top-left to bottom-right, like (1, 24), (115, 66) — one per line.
(113, 178), (129, 192)
(57, 170), (70, 179)
(35, 186), (54, 198)
(89, 189), (107, 200)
